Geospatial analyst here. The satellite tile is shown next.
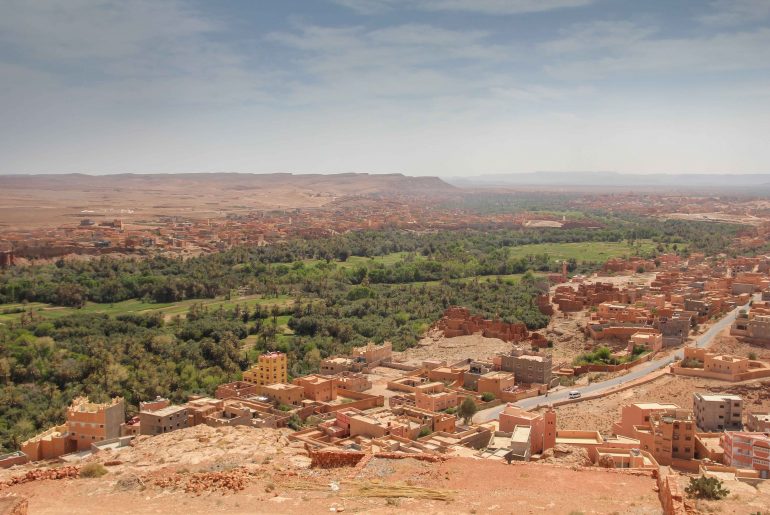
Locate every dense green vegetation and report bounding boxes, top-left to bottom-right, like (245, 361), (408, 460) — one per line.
(0, 218), (744, 452)
(573, 345), (648, 366)
(0, 272), (548, 452)
(0, 220), (738, 308)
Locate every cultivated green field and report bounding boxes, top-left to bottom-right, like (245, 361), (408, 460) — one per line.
(303, 251), (422, 269)
(504, 240), (659, 263)
(0, 241), (665, 324)
(0, 294), (293, 324)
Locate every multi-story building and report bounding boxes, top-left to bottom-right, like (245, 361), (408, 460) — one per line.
(243, 351), (287, 386)
(140, 404), (189, 436)
(613, 404), (696, 466)
(693, 393), (742, 432)
(500, 350), (553, 386)
(720, 432), (770, 478)
(650, 409), (697, 465)
(612, 402), (681, 437)
(65, 397), (125, 451)
(499, 405), (556, 456)
(21, 396), (125, 460)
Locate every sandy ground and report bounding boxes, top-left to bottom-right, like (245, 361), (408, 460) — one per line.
(708, 330), (770, 361)
(0, 173), (453, 230)
(547, 310), (593, 366)
(0, 424), (663, 514)
(398, 329), (513, 364)
(365, 366), (406, 400)
(677, 475), (770, 515)
(535, 372), (770, 435)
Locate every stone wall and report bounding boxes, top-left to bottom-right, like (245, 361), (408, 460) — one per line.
(435, 307), (528, 343)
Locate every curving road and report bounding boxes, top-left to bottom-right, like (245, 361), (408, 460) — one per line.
(474, 297), (753, 423)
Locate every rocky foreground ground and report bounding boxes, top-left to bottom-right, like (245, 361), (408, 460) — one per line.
(1, 424), (768, 514)
(0, 424), (668, 514)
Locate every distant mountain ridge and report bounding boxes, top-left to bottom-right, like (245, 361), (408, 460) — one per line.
(0, 172), (458, 197)
(448, 171), (770, 189)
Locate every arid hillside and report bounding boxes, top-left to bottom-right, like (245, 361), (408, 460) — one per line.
(0, 172), (458, 230)
(0, 424), (667, 514)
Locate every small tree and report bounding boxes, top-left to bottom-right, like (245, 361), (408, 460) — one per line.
(685, 476), (729, 500)
(748, 351), (757, 360)
(481, 392), (495, 402)
(458, 397), (478, 425)
(287, 414), (302, 431)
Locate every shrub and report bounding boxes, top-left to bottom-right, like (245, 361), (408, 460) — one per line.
(287, 414), (302, 431)
(80, 463), (108, 478)
(418, 427), (431, 438)
(685, 476), (729, 500)
(481, 392), (495, 402)
(748, 352), (757, 360)
(458, 397), (478, 424)
(681, 358), (703, 369)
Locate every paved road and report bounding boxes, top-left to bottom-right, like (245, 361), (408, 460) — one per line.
(474, 297), (753, 423)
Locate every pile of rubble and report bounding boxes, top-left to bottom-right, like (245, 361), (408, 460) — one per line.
(538, 444), (592, 467)
(2, 466), (80, 488)
(148, 468), (252, 495)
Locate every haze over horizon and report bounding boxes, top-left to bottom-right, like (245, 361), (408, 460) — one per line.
(2, 0), (770, 176)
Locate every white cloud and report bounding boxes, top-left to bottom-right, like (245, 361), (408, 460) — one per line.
(698, 0), (770, 26)
(331, 0), (595, 15)
(540, 20), (658, 54)
(542, 20), (770, 80)
(0, 0), (267, 106)
(266, 22), (515, 107)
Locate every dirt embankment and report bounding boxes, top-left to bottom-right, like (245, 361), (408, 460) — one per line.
(0, 424), (665, 514)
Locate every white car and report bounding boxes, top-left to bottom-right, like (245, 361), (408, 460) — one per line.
(568, 390), (581, 399)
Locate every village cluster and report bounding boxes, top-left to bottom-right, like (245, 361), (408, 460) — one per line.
(3, 250), (770, 507)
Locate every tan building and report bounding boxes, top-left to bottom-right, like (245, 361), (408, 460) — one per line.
(331, 371), (371, 392)
(140, 404), (189, 436)
(500, 350), (553, 386)
(293, 374), (337, 402)
(613, 403), (696, 466)
(414, 382), (458, 412)
(650, 409), (697, 465)
(693, 393), (743, 432)
(628, 331), (663, 353)
(259, 383), (304, 406)
(351, 341), (392, 365)
(477, 371), (516, 397)
(499, 405), (556, 456)
(320, 357), (355, 375)
(21, 396), (125, 460)
(65, 397), (125, 451)
(215, 381), (259, 400)
(243, 351), (287, 386)
(20, 426), (75, 461)
(704, 354), (750, 376)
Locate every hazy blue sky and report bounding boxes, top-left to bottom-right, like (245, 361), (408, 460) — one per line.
(2, 0), (769, 175)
